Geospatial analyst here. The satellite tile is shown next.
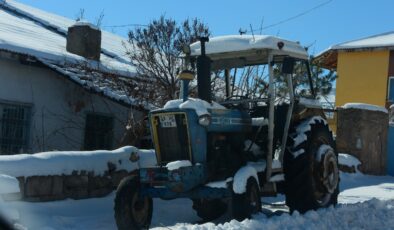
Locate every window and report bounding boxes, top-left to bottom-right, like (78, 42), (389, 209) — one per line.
(84, 113), (114, 150)
(388, 77), (394, 102)
(0, 102), (31, 154)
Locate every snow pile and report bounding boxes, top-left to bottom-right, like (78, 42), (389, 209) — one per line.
(272, 159), (282, 169)
(190, 35), (308, 59)
(299, 97), (322, 108)
(339, 153), (361, 168)
(166, 160), (192, 171)
(269, 174), (284, 182)
(291, 149), (305, 158)
(163, 98), (226, 116)
(0, 174), (20, 194)
(0, 174), (20, 227)
(185, 199), (394, 230)
(339, 172), (394, 204)
(72, 21), (99, 30)
(342, 103), (388, 113)
(205, 177), (233, 189)
(244, 140), (263, 156)
(247, 161), (267, 173)
(232, 165), (258, 194)
(0, 147), (156, 177)
(251, 117), (268, 126)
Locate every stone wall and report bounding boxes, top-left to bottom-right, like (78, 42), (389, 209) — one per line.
(4, 165), (134, 202)
(336, 107), (388, 175)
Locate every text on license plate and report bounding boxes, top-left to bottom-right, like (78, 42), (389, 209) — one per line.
(159, 114), (177, 128)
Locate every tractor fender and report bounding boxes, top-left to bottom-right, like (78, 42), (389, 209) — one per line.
(232, 165), (259, 194)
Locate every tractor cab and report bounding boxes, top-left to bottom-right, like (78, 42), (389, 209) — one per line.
(163, 35), (321, 181)
(146, 35), (323, 187)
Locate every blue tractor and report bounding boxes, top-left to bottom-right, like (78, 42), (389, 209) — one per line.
(114, 35), (339, 230)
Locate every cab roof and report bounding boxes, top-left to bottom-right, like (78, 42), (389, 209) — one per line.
(190, 35), (309, 70)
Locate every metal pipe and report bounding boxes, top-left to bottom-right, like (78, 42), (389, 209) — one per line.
(197, 37), (212, 103)
(266, 53), (275, 181)
(279, 73), (295, 167)
(225, 69), (231, 98)
(306, 61), (316, 98)
(181, 80), (190, 102)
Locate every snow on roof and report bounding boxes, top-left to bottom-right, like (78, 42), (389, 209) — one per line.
(190, 35), (309, 60)
(315, 31), (394, 69)
(342, 103), (388, 113)
(331, 31), (394, 51)
(0, 1), (147, 108)
(3, 0), (132, 64)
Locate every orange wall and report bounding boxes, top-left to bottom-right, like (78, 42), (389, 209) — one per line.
(335, 50), (389, 107)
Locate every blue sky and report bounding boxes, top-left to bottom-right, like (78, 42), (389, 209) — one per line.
(17, 0), (394, 55)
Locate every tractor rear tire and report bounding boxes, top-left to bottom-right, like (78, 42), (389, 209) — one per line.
(284, 117), (339, 213)
(192, 199), (227, 221)
(114, 176), (153, 230)
(232, 177), (262, 221)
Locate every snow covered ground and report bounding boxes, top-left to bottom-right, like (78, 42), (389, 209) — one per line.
(1, 171), (393, 230)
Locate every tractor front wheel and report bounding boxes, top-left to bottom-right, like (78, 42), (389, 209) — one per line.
(192, 199), (227, 221)
(114, 176), (153, 230)
(232, 177), (262, 221)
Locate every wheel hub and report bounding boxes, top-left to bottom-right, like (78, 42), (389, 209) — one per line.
(321, 149), (339, 194)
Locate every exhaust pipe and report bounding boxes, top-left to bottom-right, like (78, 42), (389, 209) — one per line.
(197, 37), (212, 103)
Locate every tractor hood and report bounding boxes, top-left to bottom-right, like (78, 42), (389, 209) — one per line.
(189, 35), (308, 70)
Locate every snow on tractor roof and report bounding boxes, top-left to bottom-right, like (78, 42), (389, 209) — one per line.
(190, 35), (308, 69)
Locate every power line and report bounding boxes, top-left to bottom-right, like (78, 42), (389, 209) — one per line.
(102, 23), (148, 28)
(246, 0), (333, 33)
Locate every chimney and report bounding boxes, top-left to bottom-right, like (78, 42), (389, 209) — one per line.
(66, 22), (101, 61)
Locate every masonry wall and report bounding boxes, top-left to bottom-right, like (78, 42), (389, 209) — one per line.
(0, 54), (143, 153)
(336, 107), (388, 175)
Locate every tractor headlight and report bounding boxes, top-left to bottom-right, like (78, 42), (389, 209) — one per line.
(198, 114), (211, 126)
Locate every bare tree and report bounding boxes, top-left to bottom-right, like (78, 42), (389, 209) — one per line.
(124, 15), (210, 107)
(212, 61), (336, 103)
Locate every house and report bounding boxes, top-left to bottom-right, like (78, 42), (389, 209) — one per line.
(314, 31), (394, 108)
(315, 32), (394, 175)
(0, 0), (147, 154)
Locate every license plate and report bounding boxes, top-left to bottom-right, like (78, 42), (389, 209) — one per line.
(159, 114), (177, 128)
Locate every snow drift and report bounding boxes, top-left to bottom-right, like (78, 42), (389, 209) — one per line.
(181, 198), (394, 230)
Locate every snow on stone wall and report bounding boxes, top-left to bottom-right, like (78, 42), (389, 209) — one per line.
(0, 146), (156, 177)
(338, 153), (362, 173)
(0, 147), (156, 201)
(342, 103), (388, 113)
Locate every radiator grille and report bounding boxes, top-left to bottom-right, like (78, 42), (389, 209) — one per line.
(152, 113), (191, 164)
